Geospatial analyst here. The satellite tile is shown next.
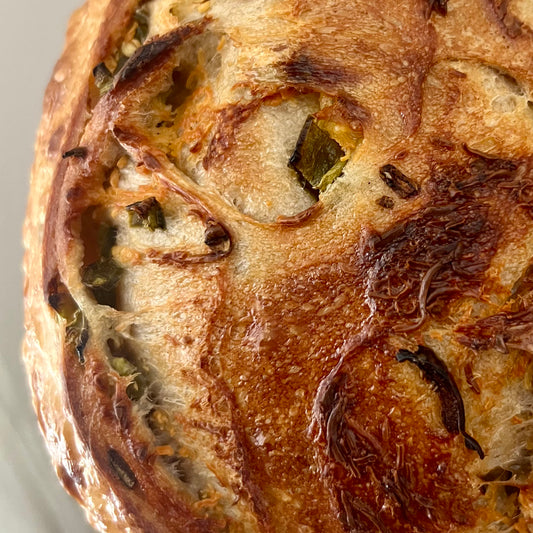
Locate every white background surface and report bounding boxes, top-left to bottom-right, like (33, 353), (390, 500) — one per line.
(0, 1), (95, 531)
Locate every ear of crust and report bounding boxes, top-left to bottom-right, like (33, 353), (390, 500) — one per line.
(24, 1), (145, 531)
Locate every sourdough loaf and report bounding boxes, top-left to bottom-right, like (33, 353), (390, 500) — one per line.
(24, 0), (533, 531)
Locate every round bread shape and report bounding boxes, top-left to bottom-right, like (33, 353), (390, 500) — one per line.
(24, 0), (533, 531)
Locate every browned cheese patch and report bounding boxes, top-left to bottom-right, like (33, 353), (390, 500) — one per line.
(310, 346), (478, 533)
(362, 156), (532, 334)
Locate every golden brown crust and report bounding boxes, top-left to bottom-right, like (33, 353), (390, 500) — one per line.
(24, 0), (533, 531)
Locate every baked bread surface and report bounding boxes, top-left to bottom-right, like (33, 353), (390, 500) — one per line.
(24, 0), (533, 531)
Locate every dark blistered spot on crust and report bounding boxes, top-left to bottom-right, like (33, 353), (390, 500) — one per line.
(94, 371), (116, 398)
(282, 52), (358, 91)
(108, 449), (138, 489)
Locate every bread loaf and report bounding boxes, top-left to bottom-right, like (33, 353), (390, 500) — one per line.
(24, 0), (533, 531)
